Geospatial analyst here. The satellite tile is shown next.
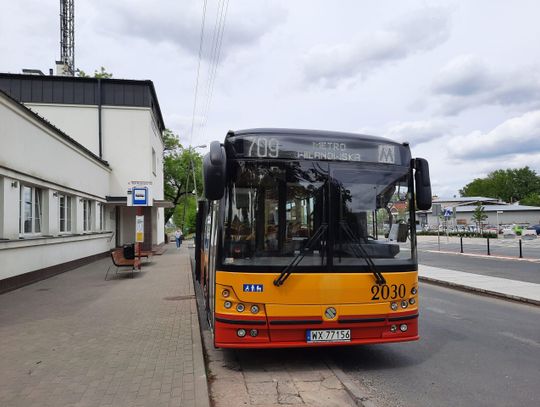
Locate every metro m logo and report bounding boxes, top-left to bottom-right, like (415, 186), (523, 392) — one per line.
(378, 144), (396, 164)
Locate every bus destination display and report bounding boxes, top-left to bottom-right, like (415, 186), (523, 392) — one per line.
(230, 134), (405, 165)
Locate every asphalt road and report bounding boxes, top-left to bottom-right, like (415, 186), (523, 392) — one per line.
(331, 283), (540, 407)
(417, 235), (540, 260)
(418, 250), (540, 285)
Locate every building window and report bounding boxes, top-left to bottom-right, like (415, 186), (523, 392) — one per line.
(82, 199), (92, 231)
(19, 185), (42, 235)
(152, 147), (157, 175)
(59, 194), (72, 232)
(99, 204), (105, 231)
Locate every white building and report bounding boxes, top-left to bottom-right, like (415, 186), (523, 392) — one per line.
(421, 196), (540, 228)
(0, 72), (168, 293)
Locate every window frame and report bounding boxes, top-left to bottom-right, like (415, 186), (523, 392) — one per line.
(82, 199), (93, 232)
(19, 184), (43, 236)
(58, 193), (73, 233)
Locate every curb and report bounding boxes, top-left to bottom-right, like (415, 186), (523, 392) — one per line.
(325, 359), (377, 407)
(188, 255), (212, 407)
(422, 249), (540, 263)
(419, 276), (540, 306)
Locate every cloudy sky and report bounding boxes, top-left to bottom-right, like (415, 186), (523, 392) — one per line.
(2, 0), (540, 197)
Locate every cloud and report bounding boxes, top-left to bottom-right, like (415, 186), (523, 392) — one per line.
(431, 55), (540, 115)
(448, 110), (540, 159)
(302, 7), (451, 88)
(94, 0), (286, 59)
(383, 119), (453, 145)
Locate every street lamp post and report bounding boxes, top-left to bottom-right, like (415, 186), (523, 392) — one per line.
(190, 144), (206, 199)
(181, 144), (206, 232)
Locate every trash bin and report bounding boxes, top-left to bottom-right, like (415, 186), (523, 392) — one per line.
(123, 244), (135, 259)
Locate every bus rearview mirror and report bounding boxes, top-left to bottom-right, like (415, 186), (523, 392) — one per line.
(203, 141), (226, 201)
(414, 158), (432, 211)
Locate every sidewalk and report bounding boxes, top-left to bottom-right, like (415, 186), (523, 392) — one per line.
(0, 243), (209, 407)
(419, 264), (540, 306)
(1, 244), (537, 407)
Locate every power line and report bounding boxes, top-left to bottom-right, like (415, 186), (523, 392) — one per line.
(201, 0), (229, 141)
(189, 0), (208, 146)
(195, 0), (230, 141)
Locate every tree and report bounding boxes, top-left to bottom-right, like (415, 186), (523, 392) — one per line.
(471, 204), (488, 234)
(162, 130), (203, 231)
(460, 167), (540, 203)
(76, 67), (113, 78)
(521, 192), (540, 207)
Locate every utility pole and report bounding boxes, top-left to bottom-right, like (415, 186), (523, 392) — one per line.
(58, 0), (75, 76)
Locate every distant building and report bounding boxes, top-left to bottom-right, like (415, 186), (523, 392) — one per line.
(421, 196), (540, 228)
(0, 73), (170, 293)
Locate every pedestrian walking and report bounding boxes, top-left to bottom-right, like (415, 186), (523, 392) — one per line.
(175, 229), (182, 249)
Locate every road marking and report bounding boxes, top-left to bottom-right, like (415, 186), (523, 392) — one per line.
(499, 331), (540, 348)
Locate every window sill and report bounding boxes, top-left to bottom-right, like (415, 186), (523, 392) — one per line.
(0, 231), (113, 250)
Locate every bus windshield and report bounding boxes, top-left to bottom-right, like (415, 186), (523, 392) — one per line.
(222, 160), (414, 271)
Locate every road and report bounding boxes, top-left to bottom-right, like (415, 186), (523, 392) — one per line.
(417, 235), (540, 260)
(332, 283), (540, 407)
(418, 250), (540, 284)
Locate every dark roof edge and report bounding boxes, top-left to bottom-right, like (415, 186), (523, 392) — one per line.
(0, 89), (110, 168)
(0, 73), (166, 133)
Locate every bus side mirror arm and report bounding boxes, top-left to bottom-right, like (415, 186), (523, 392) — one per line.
(203, 141), (227, 201)
(414, 158), (432, 211)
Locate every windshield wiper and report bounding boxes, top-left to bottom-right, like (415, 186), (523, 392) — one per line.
(339, 222), (386, 285)
(273, 223), (328, 287)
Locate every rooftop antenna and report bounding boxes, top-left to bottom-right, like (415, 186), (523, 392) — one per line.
(57, 0), (75, 76)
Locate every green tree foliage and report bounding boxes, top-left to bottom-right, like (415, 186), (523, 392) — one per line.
(471, 204), (488, 234)
(76, 67), (113, 78)
(460, 167), (540, 203)
(162, 130), (203, 231)
(521, 192), (540, 206)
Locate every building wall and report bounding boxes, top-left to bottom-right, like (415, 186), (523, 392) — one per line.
(0, 97), (110, 197)
(24, 103), (100, 156)
(0, 76), (166, 289)
(0, 94), (113, 279)
(427, 210), (540, 227)
(1, 235), (111, 280)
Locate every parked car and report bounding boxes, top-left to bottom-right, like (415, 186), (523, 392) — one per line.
(521, 229), (537, 240)
(526, 224), (540, 235)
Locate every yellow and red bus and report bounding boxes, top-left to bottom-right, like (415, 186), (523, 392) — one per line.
(194, 128), (431, 348)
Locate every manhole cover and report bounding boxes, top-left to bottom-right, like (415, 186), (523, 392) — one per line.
(163, 295), (195, 301)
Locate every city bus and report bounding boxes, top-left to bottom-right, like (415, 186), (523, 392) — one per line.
(194, 128), (431, 348)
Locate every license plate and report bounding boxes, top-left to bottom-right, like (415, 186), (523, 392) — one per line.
(306, 329), (351, 343)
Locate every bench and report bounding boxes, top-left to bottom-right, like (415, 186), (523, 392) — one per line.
(105, 249), (141, 280)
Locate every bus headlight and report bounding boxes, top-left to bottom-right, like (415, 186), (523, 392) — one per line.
(224, 301), (232, 309)
(409, 298), (416, 305)
(222, 289), (230, 298)
(401, 300), (408, 309)
(237, 329), (246, 337)
(390, 325), (397, 333)
(411, 287), (417, 295)
(400, 324), (408, 332)
(250, 329), (258, 337)
(390, 302), (398, 311)
(250, 305), (259, 314)
(236, 303), (245, 312)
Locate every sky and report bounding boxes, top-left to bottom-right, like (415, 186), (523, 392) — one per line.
(2, 0), (540, 198)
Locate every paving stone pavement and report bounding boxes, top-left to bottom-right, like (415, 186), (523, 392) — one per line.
(0, 244), (210, 407)
(202, 330), (359, 407)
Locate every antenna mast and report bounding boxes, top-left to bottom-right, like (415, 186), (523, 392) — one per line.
(58, 0), (75, 76)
